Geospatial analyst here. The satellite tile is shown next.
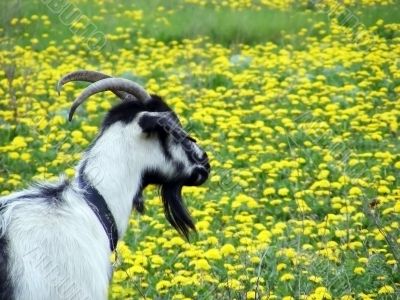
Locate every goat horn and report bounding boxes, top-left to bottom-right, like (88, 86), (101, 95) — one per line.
(57, 70), (136, 101)
(68, 78), (151, 121)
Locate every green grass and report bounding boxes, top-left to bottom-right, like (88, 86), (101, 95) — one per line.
(1, 0), (399, 51)
(357, 2), (400, 26)
(1, 1), (400, 299)
(136, 8), (326, 45)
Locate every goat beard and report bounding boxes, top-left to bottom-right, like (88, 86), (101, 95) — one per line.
(132, 182), (196, 240)
(161, 182), (196, 240)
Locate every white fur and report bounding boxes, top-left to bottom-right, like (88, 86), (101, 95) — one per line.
(0, 117), (196, 300)
(4, 188), (110, 300)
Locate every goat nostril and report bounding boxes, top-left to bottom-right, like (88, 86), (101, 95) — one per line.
(197, 168), (209, 182)
(199, 152), (208, 164)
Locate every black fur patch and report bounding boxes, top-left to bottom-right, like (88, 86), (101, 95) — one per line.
(132, 170), (166, 214)
(19, 180), (70, 204)
(0, 205), (14, 299)
(102, 95), (175, 129)
(140, 167), (185, 188)
(133, 170), (196, 240)
(158, 134), (172, 160)
(36, 180), (69, 203)
(161, 183), (195, 240)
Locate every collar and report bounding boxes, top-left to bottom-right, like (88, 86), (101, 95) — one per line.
(78, 173), (119, 252)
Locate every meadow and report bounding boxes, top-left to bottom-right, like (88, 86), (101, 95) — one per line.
(1, 0), (400, 299)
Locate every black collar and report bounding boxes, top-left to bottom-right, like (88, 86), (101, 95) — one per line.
(78, 173), (119, 252)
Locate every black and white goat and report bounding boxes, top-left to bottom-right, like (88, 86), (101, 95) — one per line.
(0, 71), (210, 300)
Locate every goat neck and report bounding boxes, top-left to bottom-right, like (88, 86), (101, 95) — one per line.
(75, 121), (146, 238)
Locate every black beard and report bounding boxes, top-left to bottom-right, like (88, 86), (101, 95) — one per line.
(161, 182), (196, 240)
(132, 172), (197, 240)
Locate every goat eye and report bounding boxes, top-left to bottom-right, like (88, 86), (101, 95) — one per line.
(187, 136), (197, 143)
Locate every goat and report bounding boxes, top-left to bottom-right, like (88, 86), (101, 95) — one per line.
(0, 70), (210, 300)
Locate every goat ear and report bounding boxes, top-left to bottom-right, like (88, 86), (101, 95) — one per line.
(138, 112), (175, 135)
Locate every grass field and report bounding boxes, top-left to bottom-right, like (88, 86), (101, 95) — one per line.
(1, 0), (400, 299)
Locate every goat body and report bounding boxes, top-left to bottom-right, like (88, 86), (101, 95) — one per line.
(0, 72), (210, 300)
